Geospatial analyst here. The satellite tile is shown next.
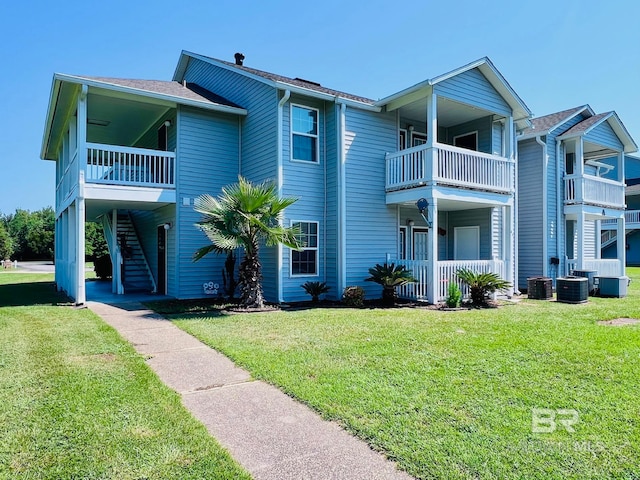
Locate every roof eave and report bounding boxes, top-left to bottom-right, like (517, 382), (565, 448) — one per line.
(272, 80), (380, 111)
(56, 73), (248, 116)
(40, 77), (62, 160)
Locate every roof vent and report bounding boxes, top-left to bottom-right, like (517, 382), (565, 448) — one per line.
(234, 53), (245, 66)
(294, 77), (321, 87)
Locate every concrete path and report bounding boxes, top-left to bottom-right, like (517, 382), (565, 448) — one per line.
(88, 300), (413, 480)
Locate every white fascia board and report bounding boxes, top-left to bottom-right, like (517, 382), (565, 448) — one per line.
(608, 113), (639, 153)
(273, 81), (380, 111)
(376, 79), (433, 107)
(547, 105), (594, 135)
(55, 74), (247, 116)
(41, 77), (62, 160)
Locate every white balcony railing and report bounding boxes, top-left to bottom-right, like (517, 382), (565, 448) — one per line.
(602, 210), (640, 228)
(86, 143), (176, 188)
(564, 174), (624, 208)
(386, 143), (514, 194)
(391, 258), (505, 302)
(566, 258), (623, 277)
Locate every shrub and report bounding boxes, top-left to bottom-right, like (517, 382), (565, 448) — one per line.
(94, 254), (112, 280)
(455, 268), (511, 307)
(301, 281), (330, 303)
(445, 281), (462, 308)
(365, 262), (415, 305)
(342, 286), (365, 307)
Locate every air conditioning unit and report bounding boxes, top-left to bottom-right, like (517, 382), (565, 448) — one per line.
(527, 277), (553, 300)
(556, 277), (588, 304)
(571, 270), (598, 295)
(595, 276), (630, 298)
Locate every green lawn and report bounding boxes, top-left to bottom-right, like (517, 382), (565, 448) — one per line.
(0, 273), (250, 480)
(166, 270), (640, 480)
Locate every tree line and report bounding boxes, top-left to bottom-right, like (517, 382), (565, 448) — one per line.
(0, 207), (108, 262)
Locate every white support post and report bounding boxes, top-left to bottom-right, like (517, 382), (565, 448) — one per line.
(595, 219), (601, 259)
(75, 173), (86, 305)
(504, 116), (514, 160)
(426, 91), (437, 184)
(77, 85), (88, 185)
(618, 151), (625, 184)
(504, 205), (514, 296)
(617, 215), (626, 276)
(426, 198), (438, 304)
(576, 211), (585, 270)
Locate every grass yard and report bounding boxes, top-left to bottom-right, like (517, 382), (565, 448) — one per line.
(165, 270), (640, 480)
(0, 273), (250, 480)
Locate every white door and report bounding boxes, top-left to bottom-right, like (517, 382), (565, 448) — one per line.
(413, 229), (429, 260)
(454, 226), (480, 260)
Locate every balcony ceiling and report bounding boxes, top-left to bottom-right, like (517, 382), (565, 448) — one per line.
(87, 93), (171, 146)
(400, 96), (495, 127)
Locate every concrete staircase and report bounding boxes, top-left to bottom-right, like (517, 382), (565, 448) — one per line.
(117, 212), (156, 293)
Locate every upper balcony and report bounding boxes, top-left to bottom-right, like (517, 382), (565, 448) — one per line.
(386, 142), (514, 194)
(563, 174), (625, 210)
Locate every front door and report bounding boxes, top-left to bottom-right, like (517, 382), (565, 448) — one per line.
(157, 225), (167, 295)
(412, 229), (429, 260)
(454, 226), (480, 260)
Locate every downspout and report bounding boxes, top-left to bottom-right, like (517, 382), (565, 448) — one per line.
(337, 101), (347, 294)
(556, 139), (562, 278)
(535, 136), (548, 277)
(276, 89), (291, 303)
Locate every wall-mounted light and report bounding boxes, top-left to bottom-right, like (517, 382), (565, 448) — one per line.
(163, 120), (172, 128)
(407, 125), (415, 132)
(407, 219), (415, 227)
(163, 223), (172, 230)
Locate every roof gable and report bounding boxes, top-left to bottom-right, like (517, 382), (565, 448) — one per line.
(558, 111), (637, 153)
(174, 50), (378, 109)
(375, 57), (532, 129)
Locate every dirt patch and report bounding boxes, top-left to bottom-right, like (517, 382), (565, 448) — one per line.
(597, 318), (640, 326)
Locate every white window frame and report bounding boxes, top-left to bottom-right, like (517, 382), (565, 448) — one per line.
(399, 226), (407, 259)
(411, 131), (427, 147)
(290, 104), (320, 164)
(290, 220), (320, 277)
(453, 130), (479, 151)
(399, 128), (408, 150)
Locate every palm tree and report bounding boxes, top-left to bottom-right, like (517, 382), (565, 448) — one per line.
(193, 177), (301, 309)
(365, 262), (416, 305)
(455, 268), (511, 307)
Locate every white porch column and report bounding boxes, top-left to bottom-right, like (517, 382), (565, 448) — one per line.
(67, 204), (76, 298)
(504, 115), (514, 160)
(595, 220), (601, 259)
(504, 205), (514, 296)
(576, 211), (585, 270)
(75, 174), (86, 305)
(618, 151), (625, 184)
(426, 197), (438, 304)
(425, 91), (437, 184)
(617, 215), (626, 276)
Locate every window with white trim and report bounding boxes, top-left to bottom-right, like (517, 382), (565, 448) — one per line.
(291, 221), (318, 275)
(291, 105), (319, 163)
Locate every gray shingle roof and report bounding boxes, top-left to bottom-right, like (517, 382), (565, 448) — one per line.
(521, 105), (587, 137)
(75, 76), (241, 108)
(559, 112), (612, 137)
(200, 55), (376, 105)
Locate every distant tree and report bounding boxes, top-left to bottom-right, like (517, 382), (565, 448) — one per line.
(85, 221), (109, 260)
(5, 207), (55, 260)
(0, 222), (13, 259)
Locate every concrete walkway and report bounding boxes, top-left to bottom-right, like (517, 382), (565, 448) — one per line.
(88, 300), (413, 480)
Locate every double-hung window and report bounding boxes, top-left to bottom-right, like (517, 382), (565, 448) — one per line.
(291, 221), (318, 275)
(291, 105), (319, 163)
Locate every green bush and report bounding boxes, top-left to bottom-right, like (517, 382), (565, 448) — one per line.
(94, 255), (112, 280)
(455, 268), (511, 307)
(342, 286), (365, 307)
(445, 281), (462, 308)
(301, 281), (330, 303)
(365, 262), (415, 305)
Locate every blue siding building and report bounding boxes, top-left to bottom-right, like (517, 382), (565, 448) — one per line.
(43, 52), (533, 305)
(517, 107), (637, 290)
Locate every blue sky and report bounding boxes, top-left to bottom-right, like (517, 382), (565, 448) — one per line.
(1, 0), (639, 214)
